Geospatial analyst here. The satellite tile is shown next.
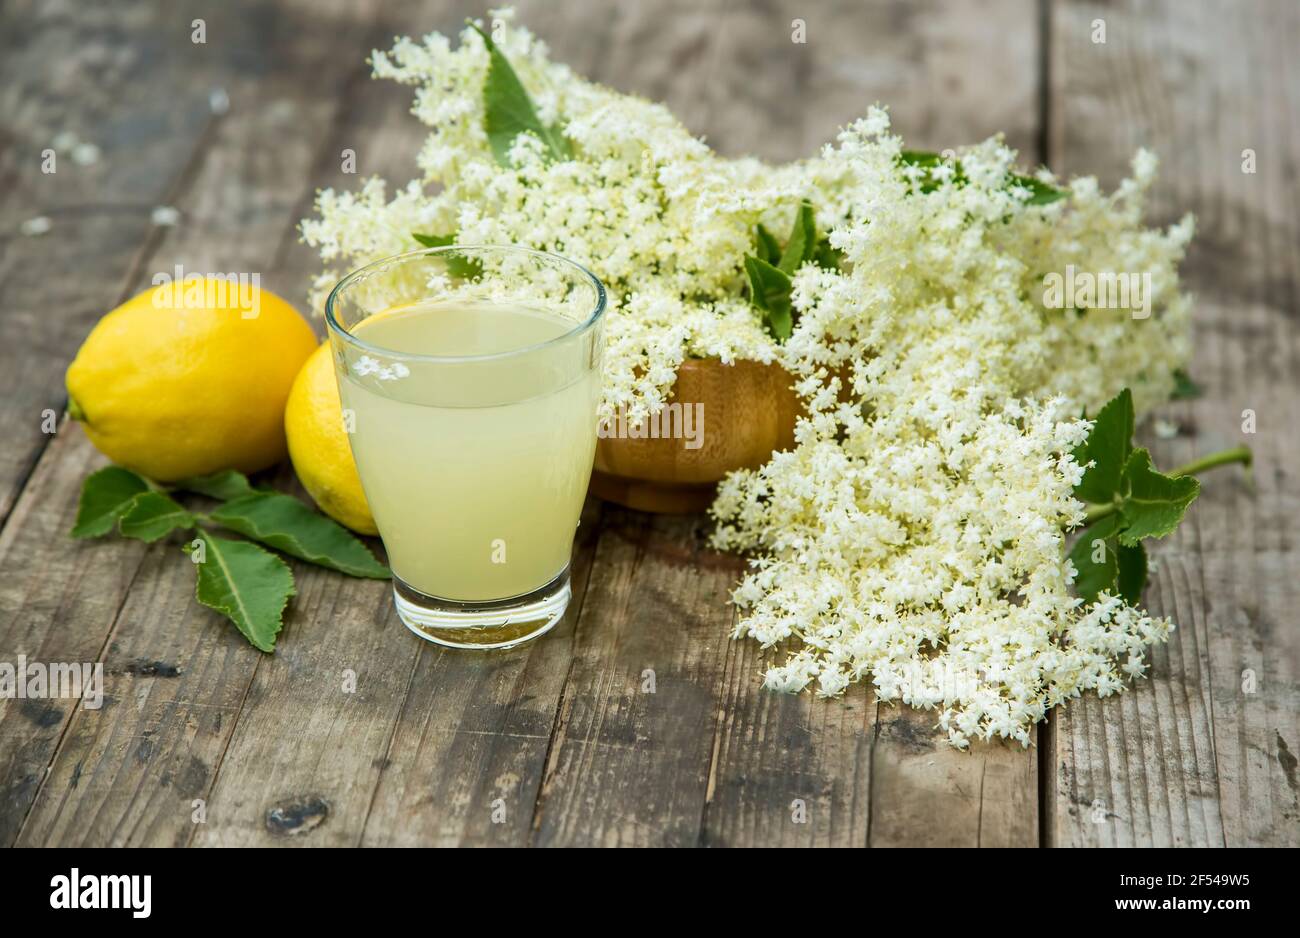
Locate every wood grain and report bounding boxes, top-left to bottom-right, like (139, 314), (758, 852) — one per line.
(0, 0), (234, 846)
(532, 509), (741, 847)
(0, 0), (215, 520)
(12, 0), (392, 846)
(1, 0), (1295, 848)
(515, 0), (1041, 163)
(1046, 0), (1300, 847)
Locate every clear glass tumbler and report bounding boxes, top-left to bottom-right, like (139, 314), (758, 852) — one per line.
(325, 245), (606, 649)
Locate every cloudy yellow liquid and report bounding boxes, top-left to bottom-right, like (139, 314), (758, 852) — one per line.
(339, 300), (598, 602)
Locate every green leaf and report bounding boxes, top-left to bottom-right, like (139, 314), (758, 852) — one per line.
(1069, 514), (1121, 605)
(1118, 448), (1200, 545)
(118, 491), (196, 543)
(754, 224), (781, 265)
(744, 255), (794, 341)
(412, 232), (485, 280)
(1116, 541), (1148, 604)
(71, 466), (150, 538)
(470, 23), (571, 166)
(777, 201), (817, 274)
(897, 150), (967, 193)
(1009, 172), (1067, 205)
(1072, 388), (1134, 503)
(814, 236), (844, 271)
(897, 150), (1066, 203)
(188, 532), (294, 653)
(175, 469), (255, 501)
(211, 492), (390, 579)
(1171, 368), (1202, 400)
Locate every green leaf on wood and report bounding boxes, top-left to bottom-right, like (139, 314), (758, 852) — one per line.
(1072, 388), (1134, 503)
(470, 22), (571, 166)
(1066, 387), (1231, 606)
(412, 232), (485, 280)
(744, 255), (794, 341)
(174, 469), (256, 501)
(188, 532), (294, 653)
(1116, 541), (1147, 605)
(211, 492), (390, 579)
(118, 491), (195, 543)
(71, 466), (150, 538)
(1118, 448), (1200, 545)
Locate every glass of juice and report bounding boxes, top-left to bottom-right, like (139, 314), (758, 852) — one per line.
(325, 245), (605, 649)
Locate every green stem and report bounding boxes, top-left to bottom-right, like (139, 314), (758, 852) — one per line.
(1080, 444), (1252, 526)
(1083, 501), (1120, 526)
(1166, 444), (1252, 480)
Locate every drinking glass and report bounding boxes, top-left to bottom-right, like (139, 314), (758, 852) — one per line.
(325, 245), (606, 649)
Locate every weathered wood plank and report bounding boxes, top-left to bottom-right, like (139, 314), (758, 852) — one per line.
(1050, 554), (1224, 846)
(532, 510), (740, 847)
(15, 512), (264, 848)
(0, 0), (235, 846)
(704, 648), (875, 848)
(690, 0), (1043, 848)
(1047, 0), (1300, 847)
(869, 715), (1039, 847)
(0, 433), (150, 845)
(12, 0), (392, 846)
(537, 0), (1040, 163)
(0, 0), (214, 526)
(358, 499), (603, 846)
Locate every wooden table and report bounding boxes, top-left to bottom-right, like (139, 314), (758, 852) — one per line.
(1, 0), (1295, 848)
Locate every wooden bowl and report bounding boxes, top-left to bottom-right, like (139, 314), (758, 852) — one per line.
(589, 358), (801, 513)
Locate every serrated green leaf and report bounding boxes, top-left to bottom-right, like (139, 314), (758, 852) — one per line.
(71, 466), (150, 538)
(189, 532), (294, 653)
(118, 491), (195, 543)
(755, 224), (781, 266)
(1072, 388), (1135, 503)
(1118, 448), (1200, 544)
(174, 469), (255, 501)
(777, 201), (817, 274)
(470, 23), (571, 166)
(1171, 368), (1202, 400)
(412, 232), (485, 280)
(744, 254), (794, 341)
(1069, 514), (1121, 605)
(211, 492), (389, 579)
(1116, 541), (1147, 604)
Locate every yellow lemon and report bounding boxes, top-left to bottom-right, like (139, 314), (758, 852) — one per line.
(66, 278), (318, 482)
(285, 342), (377, 535)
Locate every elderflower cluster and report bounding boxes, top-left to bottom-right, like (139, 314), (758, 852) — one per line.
(301, 11), (1192, 747)
(303, 8), (804, 420)
(715, 120), (1187, 747)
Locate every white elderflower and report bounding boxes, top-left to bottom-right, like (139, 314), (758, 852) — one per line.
(303, 11), (1192, 747)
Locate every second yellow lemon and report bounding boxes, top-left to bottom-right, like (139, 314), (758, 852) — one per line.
(285, 343), (377, 535)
